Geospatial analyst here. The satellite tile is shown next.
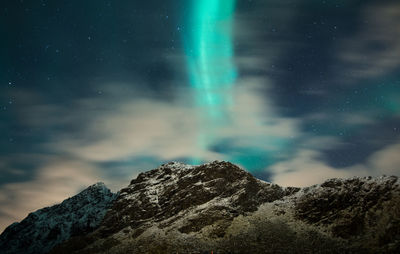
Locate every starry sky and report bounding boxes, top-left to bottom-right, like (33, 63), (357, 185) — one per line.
(1, 0), (400, 231)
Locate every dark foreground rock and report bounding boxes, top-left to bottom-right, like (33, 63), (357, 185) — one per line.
(1, 161), (399, 253)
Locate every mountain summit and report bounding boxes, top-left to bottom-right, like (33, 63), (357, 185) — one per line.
(1, 161), (399, 253)
(95, 161), (298, 238)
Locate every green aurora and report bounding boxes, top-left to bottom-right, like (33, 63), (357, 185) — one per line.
(184, 0), (237, 163)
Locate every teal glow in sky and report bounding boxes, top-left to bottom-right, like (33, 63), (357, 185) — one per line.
(184, 0), (237, 162)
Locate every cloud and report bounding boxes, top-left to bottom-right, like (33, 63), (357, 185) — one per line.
(369, 142), (400, 176)
(0, 158), (102, 232)
(56, 99), (202, 162)
(222, 78), (300, 141)
(33, 77), (301, 165)
(270, 139), (400, 187)
(233, 0), (299, 72)
(270, 149), (368, 187)
(304, 112), (377, 127)
(335, 1), (400, 82)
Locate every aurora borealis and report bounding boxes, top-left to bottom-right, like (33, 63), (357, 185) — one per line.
(184, 0), (237, 163)
(1, 0), (400, 231)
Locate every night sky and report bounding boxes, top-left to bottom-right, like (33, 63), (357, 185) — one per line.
(1, 0), (400, 231)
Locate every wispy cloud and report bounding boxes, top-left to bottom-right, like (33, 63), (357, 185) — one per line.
(270, 138), (400, 187)
(334, 1), (400, 82)
(0, 157), (102, 231)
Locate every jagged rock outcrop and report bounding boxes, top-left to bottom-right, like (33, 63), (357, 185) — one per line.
(103, 161), (295, 236)
(1, 161), (399, 254)
(294, 176), (400, 251)
(0, 183), (116, 254)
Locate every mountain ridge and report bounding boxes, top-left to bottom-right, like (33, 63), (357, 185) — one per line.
(1, 161), (399, 253)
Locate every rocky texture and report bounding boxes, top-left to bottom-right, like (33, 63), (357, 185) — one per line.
(294, 176), (400, 252)
(51, 161), (399, 254)
(51, 161), (296, 253)
(103, 161), (293, 236)
(0, 183), (116, 254)
(1, 161), (400, 254)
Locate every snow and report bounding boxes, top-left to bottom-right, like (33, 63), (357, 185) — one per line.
(0, 182), (117, 254)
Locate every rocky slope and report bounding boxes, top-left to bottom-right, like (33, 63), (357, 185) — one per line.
(0, 183), (116, 254)
(52, 161), (399, 254)
(1, 161), (399, 253)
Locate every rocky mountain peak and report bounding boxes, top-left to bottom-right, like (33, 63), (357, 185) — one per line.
(97, 160), (293, 238)
(0, 183), (116, 254)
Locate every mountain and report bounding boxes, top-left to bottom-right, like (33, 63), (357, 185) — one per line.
(1, 161), (400, 253)
(0, 183), (116, 254)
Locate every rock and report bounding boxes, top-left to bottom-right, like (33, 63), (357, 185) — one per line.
(0, 183), (116, 254)
(295, 176), (400, 252)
